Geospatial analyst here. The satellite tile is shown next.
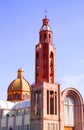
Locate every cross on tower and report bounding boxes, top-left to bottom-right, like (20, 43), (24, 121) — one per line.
(44, 10), (48, 17)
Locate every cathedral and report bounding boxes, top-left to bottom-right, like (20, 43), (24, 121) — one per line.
(0, 16), (84, 130)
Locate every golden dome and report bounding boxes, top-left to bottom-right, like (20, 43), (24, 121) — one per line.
(8, 78), (30, 92)
(7, 68), (31, 102)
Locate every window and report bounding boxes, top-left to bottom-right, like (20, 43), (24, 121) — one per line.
(44, 33), (47, 43)
(1, 127), (5, 130)
(64, 96), (74, 126)
(36, 52), (39, 77)
(49, 34), (51, 38)
(15, 93), (19, 100)
(8, 95), (10, 100)
(24, 125), (29, 130)
(47, 123), (57, 130)
(6, 114), (9, 117)
(50, 52), (54, 83)
(50, 91), (54, 114)
(16, 126), (22, 130)
(30, 124), (40, 130)
(47, 90), (57, 115)
(36, 52), (39, 65)
(34, 91), (41, 115)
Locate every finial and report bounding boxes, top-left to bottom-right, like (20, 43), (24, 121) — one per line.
(44, 10), (48, 18)
(17, 67), (24, 78)
(18, 67), (24, 72)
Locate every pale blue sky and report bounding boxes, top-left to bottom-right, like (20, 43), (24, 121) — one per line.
(0, 0), (84, 100)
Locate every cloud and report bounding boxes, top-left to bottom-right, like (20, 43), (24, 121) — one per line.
(61, 74), (84, 84)
(80, 59), (84, 64)
(59, 74), (84, 96)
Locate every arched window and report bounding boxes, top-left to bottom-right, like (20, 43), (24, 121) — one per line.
(8, 94), (10, 100)
(15, 93), (19, 100)
(49, 34), (51, 42)
(44, 33), (47, 43)
(36, 52), (39, 66)
(6, 114), (9, 117)
(64, 96), (74, 126)
(50, 91), (54, 114)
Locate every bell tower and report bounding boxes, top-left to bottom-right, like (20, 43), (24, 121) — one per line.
(35, 16), (56, 84)
(30, 17), (61, 130)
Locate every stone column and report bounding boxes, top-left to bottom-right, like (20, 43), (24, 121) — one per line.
(6, 115), (8, 130)
(22, 114), (24, 130)
(13, 115), (16, 130)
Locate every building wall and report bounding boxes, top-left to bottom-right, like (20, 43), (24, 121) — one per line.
(0, 89), (83, 130)
(0, 108), (30, 130)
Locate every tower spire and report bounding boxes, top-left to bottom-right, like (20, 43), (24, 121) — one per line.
(35, 17), (56, 84)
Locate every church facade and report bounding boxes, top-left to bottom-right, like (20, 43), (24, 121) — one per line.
(0, 16), (84, 130)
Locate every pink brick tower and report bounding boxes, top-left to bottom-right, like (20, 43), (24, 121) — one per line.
(30, 16), (61, 130)
(30, 16), (84, 130)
